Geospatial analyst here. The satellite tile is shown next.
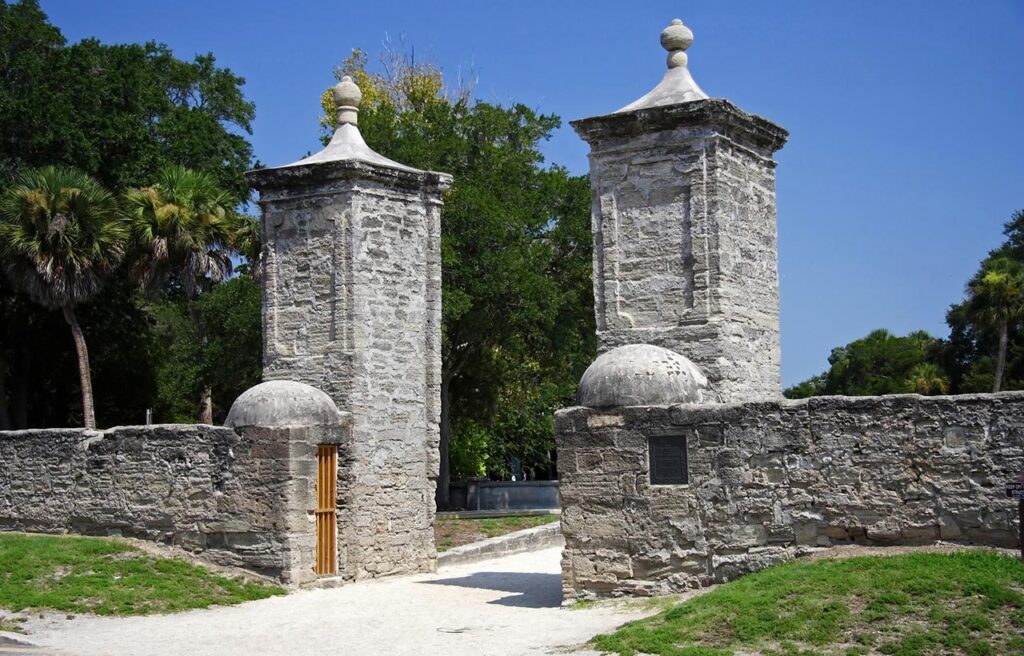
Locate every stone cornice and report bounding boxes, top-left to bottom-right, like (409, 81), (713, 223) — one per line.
(246, 158), (453, 196)
(571, 98), (788, 156)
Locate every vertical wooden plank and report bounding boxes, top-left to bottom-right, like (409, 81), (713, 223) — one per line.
(314, 444), (339, 576)
(329, 445), (337, 574)
(315, 446), (321, 575)
(321, 445), (327, 574)
(318, 445), (325, 575)
(324, 445), (330, 574)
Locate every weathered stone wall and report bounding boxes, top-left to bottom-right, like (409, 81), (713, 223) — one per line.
(556, 392), (1024, 598)
(572, 99), (788, 402)
(0, 425), (294, 578)
(252, 161), (449, 579)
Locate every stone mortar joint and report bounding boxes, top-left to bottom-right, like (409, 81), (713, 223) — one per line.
(333, 75), (362, 126)
(661, 18), (694, 69)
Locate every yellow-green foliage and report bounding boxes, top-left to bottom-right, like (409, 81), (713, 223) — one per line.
(319, 48), (452, 139)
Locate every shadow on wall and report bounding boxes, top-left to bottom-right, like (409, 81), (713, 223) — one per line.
(422, 571), (562, 609)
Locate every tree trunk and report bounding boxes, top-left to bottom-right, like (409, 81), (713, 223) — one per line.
(0, 353), (10, 430)
(993, 316), (1009, 393)
(13, 347), (28, 429)
(188, 301), (213, 424)
(436, 371), (452, 511)
(199, 384), (213, 424)
(62, 305), (96, 429)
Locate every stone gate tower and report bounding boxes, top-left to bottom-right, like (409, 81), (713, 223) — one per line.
(572, 20), (788, 401)
(246, 76), (452, 578)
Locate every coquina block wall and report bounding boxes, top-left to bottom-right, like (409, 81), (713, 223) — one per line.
(556, 392), (1024, 599)
(0, 426), (287, 578)
(0, 381), (350, 586)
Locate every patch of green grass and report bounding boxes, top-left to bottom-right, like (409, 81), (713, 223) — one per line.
(590, 551), (1024, 656)
(434, 514), (559, 552)
(0, 533), (285, 616)
(477, 515), (558, 538)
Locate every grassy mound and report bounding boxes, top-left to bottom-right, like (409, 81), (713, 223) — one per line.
(0, 533), (284, 617)
(591, 551), (1024, 656)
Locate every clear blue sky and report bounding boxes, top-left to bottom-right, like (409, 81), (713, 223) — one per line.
(41, 0), (1024, 386)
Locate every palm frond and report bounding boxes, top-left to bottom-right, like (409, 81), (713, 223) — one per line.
(0, 166), (127, 308)
(125, 165), (237, 297)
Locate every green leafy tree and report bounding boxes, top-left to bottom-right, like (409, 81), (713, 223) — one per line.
(228, 214), (263, 281)
(904, 362), (950, 395)
(944, 211), (1024, 393)
(0, 166), (128, 428)
(126, 165), (236, 423)
(321, 49), (593, 505)
(787, 329), (945, 399)
(195, 276), (262, 422)
(147, 299), (200, 423)
(0, 1), (257, 428)
(147, 276), (261, 424)
(821, 329), (942, 396)
(963, 256), (1024, 393)
(783, 374), (825, 399)
(0, 1), (255, 200)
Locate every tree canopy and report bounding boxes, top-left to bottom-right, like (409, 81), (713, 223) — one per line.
(0, 1), (258, 429)
(0, 1), (255, 200)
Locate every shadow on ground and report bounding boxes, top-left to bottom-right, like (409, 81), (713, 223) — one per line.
(423, 572), (562, 608)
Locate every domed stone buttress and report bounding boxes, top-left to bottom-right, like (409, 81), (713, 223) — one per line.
(225, 380), (344, 428)
(576, 344), (709, 408)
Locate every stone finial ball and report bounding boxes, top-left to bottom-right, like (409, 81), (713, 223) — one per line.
(333, 75), (362, 108)
(660, 18), (694, 52)
(576, 344), (708, 408)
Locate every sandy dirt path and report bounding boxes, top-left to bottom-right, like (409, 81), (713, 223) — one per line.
(19, 547), (649, 656)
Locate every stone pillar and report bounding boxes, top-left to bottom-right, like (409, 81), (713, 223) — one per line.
(226, 380), (350, 587)
(246, 76), (452, 579)
(572, 19), (788, 401)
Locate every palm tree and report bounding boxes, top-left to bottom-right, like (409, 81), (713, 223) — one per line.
(0, 167), (128, 428)
(126, 166), (235, 423)
(904, 362), (950, 395)
(965, 256), (1024, 393)
(228, 213), (263, 282)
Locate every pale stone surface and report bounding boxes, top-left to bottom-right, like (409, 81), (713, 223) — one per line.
(22, 547), (654, 656)
(437, 522), (563, 567)
(576, 344), (708, 407)
(555, 392), (1024, 598)
(573, 99), (788, 402)
(617, 18), (708, 113)
(225, 380), (347, 428)
(246, 90), (453, 581)
(289, 74), (415, 171)
(332, 75), (361, 126)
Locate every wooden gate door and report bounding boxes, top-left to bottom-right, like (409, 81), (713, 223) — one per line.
(315, 445), (338, 575)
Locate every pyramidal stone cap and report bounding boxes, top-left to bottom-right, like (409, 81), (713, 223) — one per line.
(617, 18), (709, 113)
(576, 344), (709, 408)
(275, 74), (421, 172)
